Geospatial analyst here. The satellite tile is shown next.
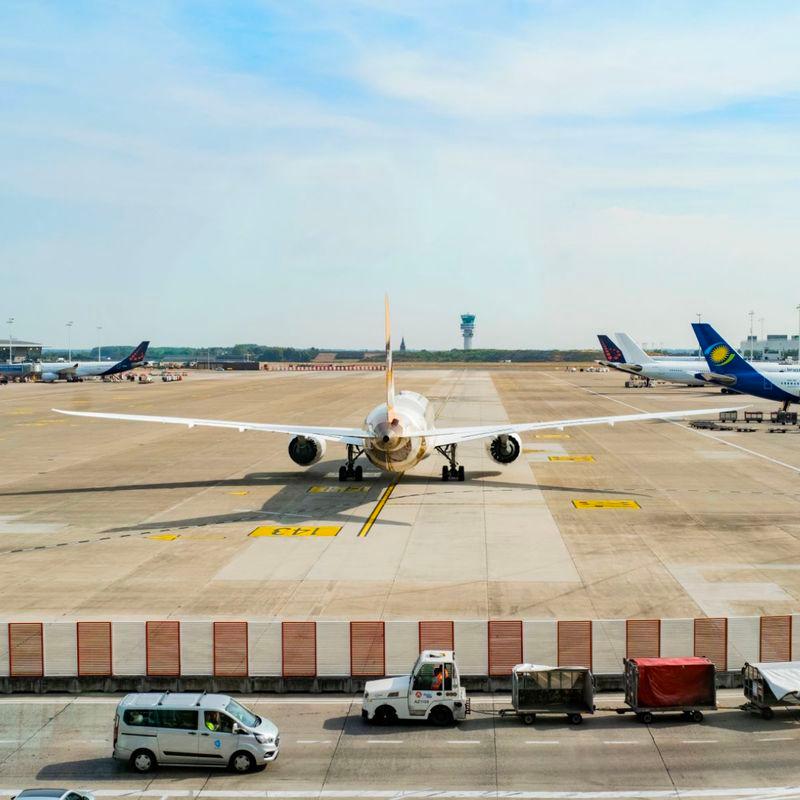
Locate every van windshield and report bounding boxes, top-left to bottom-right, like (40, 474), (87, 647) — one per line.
(225, 698), (259, 728)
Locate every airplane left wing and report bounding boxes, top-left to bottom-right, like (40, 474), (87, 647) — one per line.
(419, 405), (746, 448)
(52, 409), (373, 445)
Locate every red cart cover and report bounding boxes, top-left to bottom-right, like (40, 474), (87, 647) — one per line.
(629, 657), (715, 707)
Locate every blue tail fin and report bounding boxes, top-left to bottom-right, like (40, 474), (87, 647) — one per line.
(597, 334), (625, 363)
(691, 324), (758, 377)
(106, 341), (150, 374)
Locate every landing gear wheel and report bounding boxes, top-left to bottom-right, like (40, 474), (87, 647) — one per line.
(442, 466), (449, 481)
(429, 705), (454, 727)
(457, 465), (465, 481)
(568, 713), (583, 725)
(338, 466), (348, 482)
(354, 465), (363, 481)
(521, 713), (536, 725)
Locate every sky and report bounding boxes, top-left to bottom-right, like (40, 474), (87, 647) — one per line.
(2, 0), (800, 350)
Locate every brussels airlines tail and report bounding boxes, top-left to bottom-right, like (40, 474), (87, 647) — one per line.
(692, 323), (800, 408)
(597, 335), (626, 364)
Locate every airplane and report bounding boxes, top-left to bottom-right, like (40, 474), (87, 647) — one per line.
(39, 341), (150, 382)
(53, 301), (738, 482)
(693, 323), (800, 409)
(598, 333), (799, 389)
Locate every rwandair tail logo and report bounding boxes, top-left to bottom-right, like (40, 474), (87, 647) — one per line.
(704, 342), (735, 366)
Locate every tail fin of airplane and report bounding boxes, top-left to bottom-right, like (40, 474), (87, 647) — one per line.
(597, 335), (625, 363)
(385, 295), (396, 422)
(107, 341), (150, 374)
(614, 333), (655, 364)
(692, 324), (758, 376)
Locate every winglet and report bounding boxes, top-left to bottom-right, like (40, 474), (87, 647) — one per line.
(385, 294), (396, 422)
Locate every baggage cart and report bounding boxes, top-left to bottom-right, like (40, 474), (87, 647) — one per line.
(616, 657), (716, 723)
(744, 411), (763, 423)
(741, 661), (800, 719)
(499, 664), (595, 725)
(719, 410), (738, 423)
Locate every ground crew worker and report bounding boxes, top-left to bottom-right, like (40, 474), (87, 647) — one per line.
(205, 711), (221, 731)
(431, 665), (450, 691)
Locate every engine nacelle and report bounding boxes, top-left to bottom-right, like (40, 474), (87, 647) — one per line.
(486, 433), (521, 464)
(288, 435), (326, 466)
(41, 372), (59, 383)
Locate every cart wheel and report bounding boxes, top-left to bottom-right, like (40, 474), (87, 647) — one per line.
(522, 713), (536, 725)
(761, 707), (774, 720)
(615, 709), (626, 715)
(690, 710), (704, 723)
(568, 713), (583, 726)
(639, 711), (653, 724)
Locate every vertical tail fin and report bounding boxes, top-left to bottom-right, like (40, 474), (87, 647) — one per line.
(614, 333), (654, 364)
(597, 335), (625, 363)
(385, 294), (396, 421)
(692, 323), (757, 376)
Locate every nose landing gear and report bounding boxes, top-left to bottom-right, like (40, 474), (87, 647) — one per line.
(339, 444), (365, 482)
(436, 444), (465, 481)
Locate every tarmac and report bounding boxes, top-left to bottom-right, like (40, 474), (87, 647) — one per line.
(1, 368), (800, 620)
(1, 691), (799, 797)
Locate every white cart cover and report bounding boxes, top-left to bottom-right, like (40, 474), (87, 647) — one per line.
(752, 661), (800, 704)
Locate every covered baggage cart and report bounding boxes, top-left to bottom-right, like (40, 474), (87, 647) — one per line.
(618, 657), (716, 723)
(499, 664), (595, 725)
(741, 661), (800, 719)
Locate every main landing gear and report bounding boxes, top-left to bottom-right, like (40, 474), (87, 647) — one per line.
(436, 444), (465, 481)
(339, 444), (365, 482)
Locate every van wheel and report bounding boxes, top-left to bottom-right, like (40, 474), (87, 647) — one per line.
(429, 705), (454, 726)
(130, 749), (156, 773)
(374, 705), (397, 725)
(230, 751), (256, 773)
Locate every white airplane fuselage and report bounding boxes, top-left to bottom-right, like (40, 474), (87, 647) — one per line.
(609, 358), (800, 387)
(363, 390), (434, 472)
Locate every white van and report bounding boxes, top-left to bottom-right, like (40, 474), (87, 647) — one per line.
(113, 692), (280, 773)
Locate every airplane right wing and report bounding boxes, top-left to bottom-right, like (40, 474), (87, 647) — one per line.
(52, 409), (373, 445)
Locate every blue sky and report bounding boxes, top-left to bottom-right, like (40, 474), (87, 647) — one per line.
(2, 0), (800, 349)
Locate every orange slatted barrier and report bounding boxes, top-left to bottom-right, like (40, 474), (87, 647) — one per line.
(488, 620), (523, 676)
(146, 621), (181, 676)
(77, 622), (112, 676)
(8, 622), (43, 677)
(760, 615), (792, 663)
(282, 622), (317, 677)
(626, 619), (661, 659)
(558, 620), (592, 669)
(213, 622), (248, 677)
(419, 621), (454, 652)
(350, 621), (385, 677)
(694, 618), (727, 670)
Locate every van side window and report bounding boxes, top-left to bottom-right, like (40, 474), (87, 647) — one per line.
(159, 709), (198, 730)
(124, 708), (158, 726)
(412, 663), (436, 690)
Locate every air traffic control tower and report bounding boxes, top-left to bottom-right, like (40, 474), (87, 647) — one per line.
(460, 314), (476, 350)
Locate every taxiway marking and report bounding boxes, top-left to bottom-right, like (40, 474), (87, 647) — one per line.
(357, 479), (399, 538)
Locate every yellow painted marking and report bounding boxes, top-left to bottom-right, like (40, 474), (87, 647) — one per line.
(308, 485), (370, 494)
(523, 448), (547, 453)
(572, 499), (640, 509)
(535, 433), (571, 439)
(229, 491), (249, 496)
(548, 455), (595, 462)
(358, 480), (399, 538)
(148, 533), (180, 541)
(249, 525), (341, 537)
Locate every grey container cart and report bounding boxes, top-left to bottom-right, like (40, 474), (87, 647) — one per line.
(499, 664), (595, 725)
(741, 661), (800, 720)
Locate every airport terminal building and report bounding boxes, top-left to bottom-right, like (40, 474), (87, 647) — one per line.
(0, 339), (42, 363)
(740, 334), (800, 360)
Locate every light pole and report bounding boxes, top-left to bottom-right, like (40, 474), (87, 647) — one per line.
(6, 317), (14, 365)
(748, 310), (755, 360)
(97, 325), (102, 362)
(66, 321), (74, 362)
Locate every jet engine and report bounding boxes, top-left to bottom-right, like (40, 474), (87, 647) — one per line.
(41, 373), (59, 383)
(288, 435), (326, 466)
(486, 433), (521, 464)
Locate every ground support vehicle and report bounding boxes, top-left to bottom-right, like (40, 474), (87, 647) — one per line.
(362, 650), (469, 726)
(498, 664), (594, 725)
(616, 657), (716, 723)
(741, 661), (800, 719)
(113, 692), (280, 773)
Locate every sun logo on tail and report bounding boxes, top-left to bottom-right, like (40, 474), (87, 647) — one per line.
(705, 342), (735, 366)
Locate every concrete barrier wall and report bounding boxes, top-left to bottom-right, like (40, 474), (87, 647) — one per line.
(1, 615), (797, 681)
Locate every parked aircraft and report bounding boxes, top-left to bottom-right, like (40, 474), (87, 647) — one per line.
(54, 303), (736, 482)
(39, 341), (149, 382)
(693, 323), (800, 409)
